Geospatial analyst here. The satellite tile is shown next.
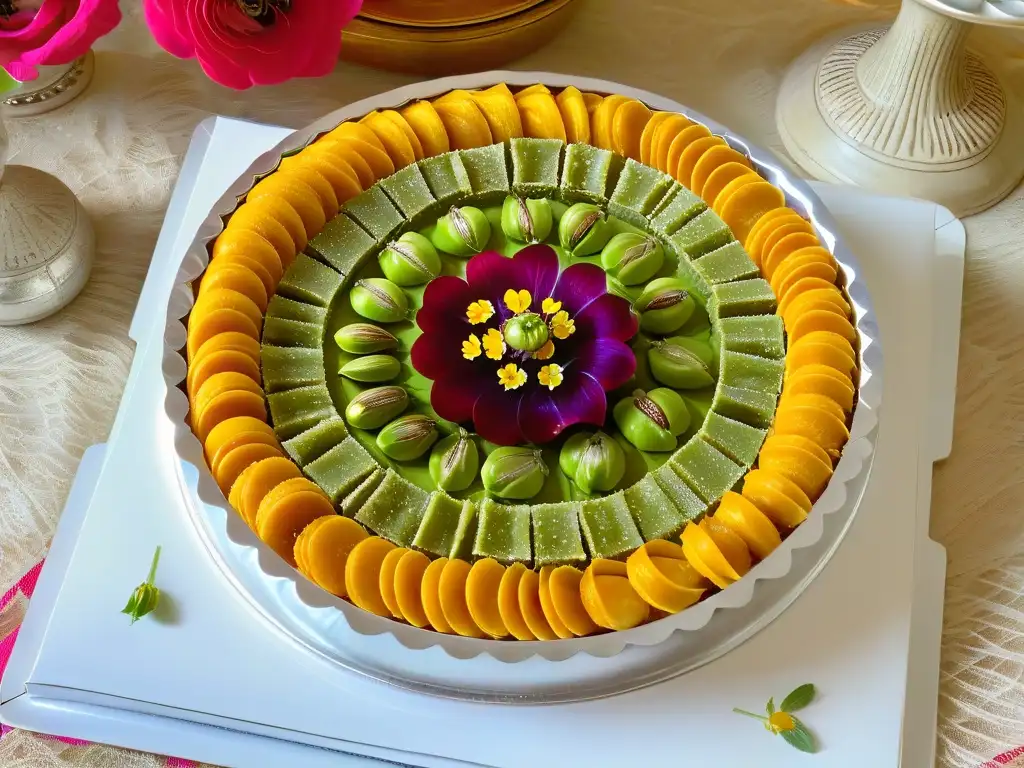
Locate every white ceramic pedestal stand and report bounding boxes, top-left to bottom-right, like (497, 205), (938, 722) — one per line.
(777, 0), (1024, 216)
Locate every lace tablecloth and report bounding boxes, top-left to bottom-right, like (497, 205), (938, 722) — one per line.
(1, 1), (1022, 765)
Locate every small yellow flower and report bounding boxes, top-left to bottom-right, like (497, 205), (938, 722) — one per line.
(462, 334), (482, 360)
(551, 310), (576, 339)
(767, 712), (796, 734)
(497, 363), (527, 391)
(542, 297), (562, 315)
(537, 364), (563, 390)
(533, 340), (555, 360)
(466, 299), (495, 325)
(482, 328), (506, 361)
(503, 288), (532, 314)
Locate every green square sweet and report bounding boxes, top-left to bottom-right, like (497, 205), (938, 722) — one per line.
(267, 383), (337, 440)
(304, 437), (377, 504)
(693, 241), (759, 285)
(708, 279), (776, 319)
(339, 468), (384, 517)
(448, 499), (479, 560)
(379, 164), (436, 224)
(559, 143), (618, 203)
(669, 437), (746, 503)
(719, 350), (785, 394)
(668, 209), (733, 258)
(266, 295), (327, 326)
(473, 499), (532, 565)
(649, 184), (706, 236)
(354, 470), (429, 546)
(608, 158), (674, 227)
(650, 465), (708, 524)
(413, 492), (464, 557)
(510, 137), (563, 197)
(419, 153), (473, 208)
(623, 474), (688, 542)
(260, 346), (324, 394)
(277, 254), (344, 308)
(460, 144), (510, 204)
(307, 215), (376, 277)
(282, 417), (349, 467)
(261, 317), (322, 348)
(674, 252), (711, 301)
(580, 493), (643, 560)
(716, 315), (785, 359)
(712, 385), (778, 429)
(342, 185), (405, 243)
(700, 411), (767, 467)
(531, 503), (587, 567)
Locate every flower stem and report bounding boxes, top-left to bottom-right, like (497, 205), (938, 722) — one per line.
(732, 708), (767, 722)
(146, 546), (161, 586)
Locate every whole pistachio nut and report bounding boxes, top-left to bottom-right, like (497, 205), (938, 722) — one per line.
(481, 446), (549, 500)
(648, 337), (715, 389)
(334, 323), (399, 355)
(600, 233), (665, 286)
(501, 195), (553, 244)
(613, 387), (691, 452)
(558, 202), (612, 256)
(559, 431), (626, 494)
(379, 232), (441, 287)
(635, 277), (695, 335)
(339, 353), (402, 383)
(432, 205), (491, 256)
(344, 385), (409, 430)
(350, 278), (409, 324)
(376, 414), (439, 461)
(429, 427), (480, 492)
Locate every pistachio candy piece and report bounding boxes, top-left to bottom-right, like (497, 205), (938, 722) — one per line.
(334, 323), (399, 355)
(613, 387), (691, 452)
(600, 232), (665, 286)
(344, 385), (409, 430)
(429, 428), (480, 492)
(559, 431), (626, 494)
(648, 337), (715, 389)
(432, 205), (491, 256)
(634, 277), (695, 335)
(481, 446), (549, 500)
(558, 202), (612, 257)
(376, 414), (439, 461)
(379, 232), (441, 287)
(339, 353), (402, 383)
(500, 195), (553, 244)
(350, 278), (409, 324)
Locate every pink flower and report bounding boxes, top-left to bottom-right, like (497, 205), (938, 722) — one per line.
(0, 0), (122, 82)
(144, 0), (363, 90)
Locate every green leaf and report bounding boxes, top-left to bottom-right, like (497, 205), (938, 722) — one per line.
(122, 546), (162, 625)
(780, 718), (817, 753)
(780, 683), (816, 712)
(0, 68), (17, 94)
(766, 697), (776, 716)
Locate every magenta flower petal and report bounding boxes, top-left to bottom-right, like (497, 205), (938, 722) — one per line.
(465, 245), (559, 312)
(571, 339), (636, 390)
(519, 372), (607, 444)
(573, 293), (639, 343)
(417, 276), (476, 334)
(2, 0), (121, 81)
(552, 262), (609, 316)
(474, 388), (527, 446)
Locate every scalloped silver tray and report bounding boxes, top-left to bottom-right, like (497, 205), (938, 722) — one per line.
(162, 72), (882, 693)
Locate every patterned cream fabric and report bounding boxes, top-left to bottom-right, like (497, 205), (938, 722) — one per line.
(1, 1), (1022, 765)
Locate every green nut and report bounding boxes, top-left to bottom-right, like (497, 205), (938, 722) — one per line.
(481, 446), (549, 500)
(350, 278), (409, 324)
(648, 337), (715, 389)
(635, 277), (695, 335)
(613, 387), (691, 452)
(376, 414), (439, 461)
(432, 205), (491, 256)
(559, 431), (626, 494)
(334, 323), (399, 355)
(378, 232), (441, 287)
(558, 202), (612, 256)
(503, 312), (549, 353)
(501, 195), (553, 244)
(344, 385), (408, 430)
(339, 353), (402, 383)
(429, 427), (480, 492)
(600, 233), (665, 286)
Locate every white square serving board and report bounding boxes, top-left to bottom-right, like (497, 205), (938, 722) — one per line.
(0, 117), (963, 768)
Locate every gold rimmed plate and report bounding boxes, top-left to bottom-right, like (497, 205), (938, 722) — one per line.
(359, 0), (547, 28)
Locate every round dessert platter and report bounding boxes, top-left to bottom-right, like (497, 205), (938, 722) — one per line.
(164, 72), (881, 701)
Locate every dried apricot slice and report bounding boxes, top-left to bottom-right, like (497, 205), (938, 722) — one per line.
(781, 292), (851, 333)
(192, 288), (263, 337)
(193, 371), (263, 426)
(789, 309), (857, 346)
(345, 536), (396, 616)
(466, 558), (509, 638)
(612, 99), (653, 160)
(192, 331), (261, 369)
(778, 392), (847, 424)
(626, 541), (706, 613)
(580, 565), (650, 631)
(293, 514), (333, 577)
(701, 162), (757, 210)
(470, 83), (523, 143)
(775, 261), (839, 301)
(516, 83), (551, 97)
(538, 566), (574, 640)
(439, 558), (485, 638)
(555, 85), (590, 144)
(277, 164), (339, 219)
(639, 111), (672, 165)
(433, 92), (493, 149)
(195, 389), (267, 444)
(720, 181), (788, 245)
(498, 562), (535, 640)
(186, 309), (259, 364)
(581, 91), (603, 114)
(224, 205), (297, 266)
(713, 491), (783, 560)
(785, 342), (857, 381)
(199, 262), (268, 313)
(665, 124), (712, 181)
(235, 456), (301, 530)
(313, 140), (377, 189)
(381, 110), (425, 161)
(743, 207), (792, 253)
(691, 144), (750, 199)
(254, 477), (330, 561)
(700, 518), (753, 578)
(784, 365), (856, 413)
(208, 432), (278, 479)
(239, 195), (307, 252)
(518, 568), (556, 641)
(789, 329), (856, 364)
(187, 348), (261, 402)
(401, 100), (452, 156)
(421, 557), (453, 633)
(677, 135), (725, 190)
(769, 246), (836, 289)
(324, 121), (386, 153)
(778, 279), (849, 318)
(589, 94), (630, 150)
(307, 516), (368, 597)
(757, 438), (834, 499)
(361, 111), (418, 168)
(681, 520), (739, 588)
(650, 113), (693, 173)
(516, 91), (567, 141)
(547, 565), (598, 636)
(379, 546), (409, 619)
(772, 404), (851, 455)
(211, 225), (285, 279)
(394, 550), (431, 628)
(214, 440), (280, 493)
(751, 217), (812, 271)
(247, 174), (326, 239)
(710, 172), (761, 215)
(742, 469), (812, 528)
(763, 232), (821, 280)
(281, 151), (363, 204)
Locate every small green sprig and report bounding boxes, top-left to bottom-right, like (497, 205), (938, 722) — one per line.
(733, 683), (817, 753)
(122, 546), (161, 625)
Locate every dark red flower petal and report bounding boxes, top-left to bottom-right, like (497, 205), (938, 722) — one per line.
(410, 330), (472, 381)
(552, 262), (609, 316)
(465, 245), (559, 313)
(417, 275), (474, 333)
(519, 371), (607, 444)
(570, 339), (636, 390)
(430, 373), (488, 425)
(473, 387), (527, 446)
(573, 293), (639, 343)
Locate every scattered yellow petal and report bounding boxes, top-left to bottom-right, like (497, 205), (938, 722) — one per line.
(462, 334), (482, 360)
(768, 712), (796, 734)
(542, 297), (562, 314)
(482, 328), (506, 361)
(503, 288), (532, 314)
(466, 299), (495, 325)
(533, 340), (555, 360)
(497, 363), (527, 391)
(537, 364), (563, 390)
(551, 310), (576, 340)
